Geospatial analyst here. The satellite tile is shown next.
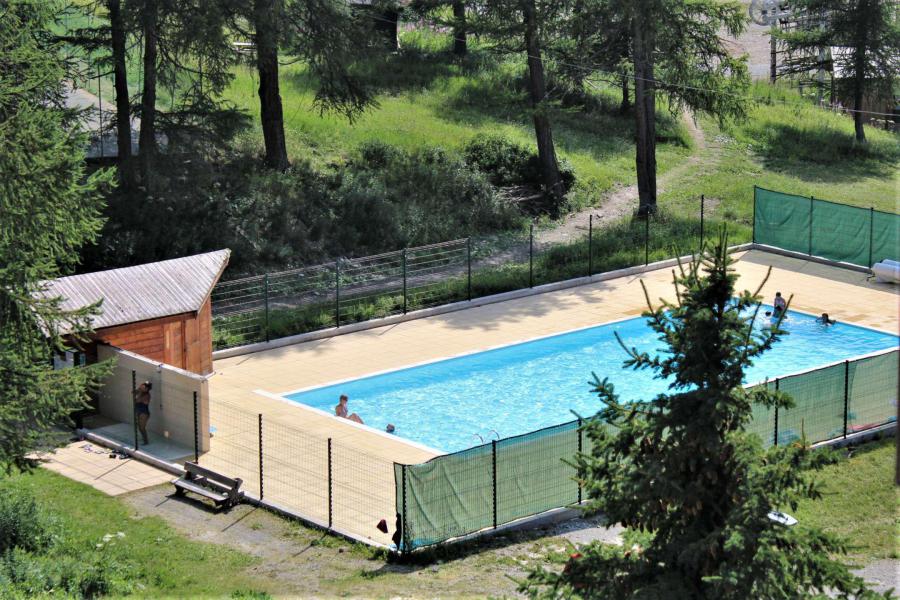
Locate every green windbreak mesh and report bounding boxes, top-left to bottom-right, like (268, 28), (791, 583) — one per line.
(871, 210), (900, 265)
(754, 187), (900, 267)
(810, 200), (870, 266)
(396, 443), (493, 551)
(777, 363), (846, 444)
(848, 351), (898, 433)
(746, 383), (775, 447)
(496, 421), (580, 524)
(754, 187), (811, 254)
(396, 351), (898, 550)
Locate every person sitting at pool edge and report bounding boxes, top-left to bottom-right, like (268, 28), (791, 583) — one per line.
(335, 394), (364, 424)
(816, 312), (836, 325)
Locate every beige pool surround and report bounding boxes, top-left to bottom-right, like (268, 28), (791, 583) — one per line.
(211, 249), (898, 459)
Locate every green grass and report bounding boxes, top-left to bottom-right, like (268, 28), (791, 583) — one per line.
(222, 28), (692, 209)
(660, 83), (900, 227)
(793, 437), (899, 562)
(0, 469), (273, 598)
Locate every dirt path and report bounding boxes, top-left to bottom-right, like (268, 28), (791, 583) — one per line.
(124, 484), (622, 598)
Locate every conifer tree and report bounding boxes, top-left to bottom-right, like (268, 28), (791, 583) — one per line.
(774, 0), (899, 143)
(0, 0), (114, 471)
(523, 231), (888, 599)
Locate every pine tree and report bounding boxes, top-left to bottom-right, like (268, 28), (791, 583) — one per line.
(775, 0), (899, 143)
(573, 0), (749, 216)
(0, 0), (114, 471)
(523, 231), (889, 599)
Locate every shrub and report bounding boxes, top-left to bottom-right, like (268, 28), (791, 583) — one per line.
(0, 489), (54, 554)
(463, 134), (576, 194)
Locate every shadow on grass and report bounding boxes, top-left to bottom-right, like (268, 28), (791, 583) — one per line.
(744, 122), (899, 184)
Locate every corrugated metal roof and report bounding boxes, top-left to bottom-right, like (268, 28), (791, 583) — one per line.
(38, 249), (230, 334)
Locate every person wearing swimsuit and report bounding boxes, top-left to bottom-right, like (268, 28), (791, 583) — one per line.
(335, 394), (364, 424)
(133, 381), (152, 445)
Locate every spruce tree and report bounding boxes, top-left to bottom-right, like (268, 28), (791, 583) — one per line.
(523, 231), (888, 599)
(0, 0), (114, 471)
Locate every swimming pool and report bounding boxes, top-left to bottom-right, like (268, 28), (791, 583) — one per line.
(283, 309), (898, 452)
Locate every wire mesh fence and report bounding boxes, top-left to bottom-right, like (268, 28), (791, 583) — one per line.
(193, 400), (398, 546)
(394, 348), (898, 552)
(212, 196), (729, 351)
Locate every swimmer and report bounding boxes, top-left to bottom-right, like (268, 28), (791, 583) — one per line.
(816, 312), (836, 325)
(386, 424), (396, 434)
(335, 394), (364, 424)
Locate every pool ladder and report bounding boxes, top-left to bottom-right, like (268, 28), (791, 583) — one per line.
(472, 430), (501, 444)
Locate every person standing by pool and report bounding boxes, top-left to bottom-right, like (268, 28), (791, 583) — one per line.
(133, 381), (152, 445)
(335, 394), (364, 424)
(773, 291), (787, 315)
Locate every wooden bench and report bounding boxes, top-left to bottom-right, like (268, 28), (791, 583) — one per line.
(173, 462), (243, 509)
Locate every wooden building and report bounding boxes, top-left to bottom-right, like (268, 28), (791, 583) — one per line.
(39, 250), (229, 376)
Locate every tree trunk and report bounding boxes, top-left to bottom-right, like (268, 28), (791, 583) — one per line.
(851, 16), (867, 143)
(107, 0), (134, 187)
(521, 0), (562, 215)
(254, 0), (289, 170)
(452, 0), (467, 56)
(632, 15), (657, 216)
(138, 0), (159, 183)
(620, 72), (630, 113)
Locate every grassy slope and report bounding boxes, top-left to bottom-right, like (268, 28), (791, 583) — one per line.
(793, 438), (899, 562)
(222, 30), (692, 209)
(3, 469), (273, 598)
(660, 83), (900, 235)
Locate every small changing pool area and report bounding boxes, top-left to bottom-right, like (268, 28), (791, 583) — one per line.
(284, 308), (899, 453)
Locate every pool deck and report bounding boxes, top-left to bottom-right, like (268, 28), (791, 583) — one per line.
(208, 249), (898, 542)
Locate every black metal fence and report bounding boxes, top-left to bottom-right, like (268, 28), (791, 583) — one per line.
(212, 196), (721, 350)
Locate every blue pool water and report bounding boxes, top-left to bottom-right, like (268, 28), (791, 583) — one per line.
(285, 309), (898, 452)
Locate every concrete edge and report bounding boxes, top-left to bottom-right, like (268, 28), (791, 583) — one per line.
(750, 244), (873, 275)
(812, 422), (896, 450)
(213, 243), (756, 360)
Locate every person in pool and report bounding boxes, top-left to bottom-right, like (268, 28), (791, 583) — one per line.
(816, 312), (836, 325)
(773, 291), (787, 315)
(335, 394), (364, 424)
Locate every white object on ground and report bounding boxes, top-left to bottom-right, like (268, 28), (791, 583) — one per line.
(767, 511), (798, 526)
(871, 261), (900, 284)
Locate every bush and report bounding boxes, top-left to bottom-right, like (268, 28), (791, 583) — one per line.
(0, 489), (54, 554)
(463, 134), (576, 194)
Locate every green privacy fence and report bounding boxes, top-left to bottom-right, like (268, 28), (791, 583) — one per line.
(753, 186), (900, 267)
(394, 348), (898, 552)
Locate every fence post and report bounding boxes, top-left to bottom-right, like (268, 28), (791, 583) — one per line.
(752, 186), (757, 244)
(843, 360), (850, 438)
(466, 237), (472, 301)
(868, 207), (874, 268)
(257, 413), (264, 500)
(491, 439), (498, 529)
(401, 464), (408, 553)
(334, 260), (341, 328)
(808, 196), (814, 256)
(263, 273), (270, 343)
(577, 418), (583, 504)
(192, 391), (199, 463)
(588, 214), (593, 277)
(402, 248), (408, 315)
(644, 214), (650, 266)
(132, 370), (138, 450)
(327, 438), (333, 529)
(529, 223), (534, 288)
(773, 378), (780, 446)
(700, 194), (705, 250)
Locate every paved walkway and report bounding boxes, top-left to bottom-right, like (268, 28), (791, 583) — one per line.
(206, 249), (898, 545)
(37, 440), (172, 496)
